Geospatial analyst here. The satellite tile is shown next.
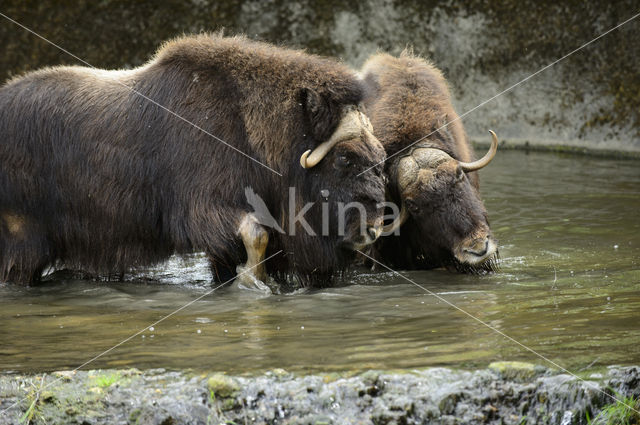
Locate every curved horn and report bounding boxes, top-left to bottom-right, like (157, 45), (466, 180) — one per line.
(300, 138), (341, 168)
(458, 130), (499, 172)
(381, 204), (409, 235)
(300, 109), (366, 169)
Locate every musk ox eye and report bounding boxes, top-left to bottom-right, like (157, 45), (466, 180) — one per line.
(456, 167), (464, 181)
(335, 155), (350, 169)
(406, 199), (419, 215)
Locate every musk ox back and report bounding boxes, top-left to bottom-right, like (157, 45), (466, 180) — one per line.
(0, 34), (386, 286)
(361, 51), (498, 273)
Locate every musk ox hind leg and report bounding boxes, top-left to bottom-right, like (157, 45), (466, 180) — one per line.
(232, 213), (271, 294)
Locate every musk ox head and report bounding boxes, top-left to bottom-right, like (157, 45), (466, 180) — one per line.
(299, 102), (386, 250)
(360, 51), (498, 273)
(270, 86), (387, 285)
(383, 132), (499, 273)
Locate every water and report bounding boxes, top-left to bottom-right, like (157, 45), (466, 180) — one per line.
(0, 151), (638, 375)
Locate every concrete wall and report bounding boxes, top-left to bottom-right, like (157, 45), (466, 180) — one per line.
(1, 0), (638, 153)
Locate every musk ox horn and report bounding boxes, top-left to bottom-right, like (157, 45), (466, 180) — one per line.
(381, 155), (418, 234)
(300, 108), (374, 169)
(458, 130), (499, 172)
(381, 203), (409, 234)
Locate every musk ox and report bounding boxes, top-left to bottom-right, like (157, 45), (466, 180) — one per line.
(0, 34), (387, 287)
(361, 51), (498, 273)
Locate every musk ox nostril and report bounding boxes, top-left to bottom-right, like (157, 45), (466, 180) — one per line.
(464, 239), (489, 257)
(479, 240), (489, 256)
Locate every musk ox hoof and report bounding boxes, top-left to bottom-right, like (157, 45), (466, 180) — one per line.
(232, 264), (272, 294)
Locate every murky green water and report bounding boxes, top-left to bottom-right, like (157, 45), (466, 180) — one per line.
(0, 151), (638, 375)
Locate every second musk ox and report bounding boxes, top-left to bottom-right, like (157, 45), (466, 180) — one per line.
(361, 51), (499, 273)
(0, 34), (387, 287)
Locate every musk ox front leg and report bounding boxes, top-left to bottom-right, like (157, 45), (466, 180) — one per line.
(0, 213), (52, 284)
(233, 213), (271, 293)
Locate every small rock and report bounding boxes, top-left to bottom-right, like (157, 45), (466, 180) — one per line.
(360, 370), (380, 385)
(207, 374), (240, 398)
(52, 371), (76, 381)
(41, 391), (56, 403)
(489, 361), (541, 381)
(271, 368), (289, 378)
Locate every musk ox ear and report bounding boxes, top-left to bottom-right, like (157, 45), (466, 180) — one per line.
(300, 88), (335, 142)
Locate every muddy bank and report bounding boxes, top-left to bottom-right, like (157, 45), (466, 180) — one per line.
(1, 364), (638, 424)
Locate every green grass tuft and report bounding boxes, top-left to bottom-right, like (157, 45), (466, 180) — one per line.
(93, 372), (121, 388)
(588, 393), (640, 425)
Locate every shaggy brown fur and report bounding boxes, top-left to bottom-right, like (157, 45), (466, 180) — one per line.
(0, 34), (386, 285)
(361, 51), (497, 272)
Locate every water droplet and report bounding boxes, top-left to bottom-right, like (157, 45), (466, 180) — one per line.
(197, 329), (201, 334)
(301, 326), (305, 330)
(613, 245), (619, 249)
(149, 326), (154, 332)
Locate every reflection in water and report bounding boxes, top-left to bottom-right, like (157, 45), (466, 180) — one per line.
(0, 151), (639, 374)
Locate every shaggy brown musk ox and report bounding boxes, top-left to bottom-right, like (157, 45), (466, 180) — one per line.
(361, 51), (499, 273)
(0, 34), (387, 286)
